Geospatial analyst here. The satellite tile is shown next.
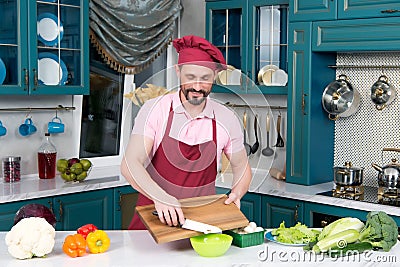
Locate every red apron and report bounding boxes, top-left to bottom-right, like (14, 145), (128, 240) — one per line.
(129, 104), (218, 230)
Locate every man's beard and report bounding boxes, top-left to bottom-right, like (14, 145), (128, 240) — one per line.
(181, 87), (210, 105)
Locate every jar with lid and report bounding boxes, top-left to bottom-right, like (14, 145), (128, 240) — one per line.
(37, 133), (57, 179)
(2, 156), (21, 183)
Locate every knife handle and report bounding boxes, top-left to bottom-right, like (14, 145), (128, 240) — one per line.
(152, 210), (183, 227)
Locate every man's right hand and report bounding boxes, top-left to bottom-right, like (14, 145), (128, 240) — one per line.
(154, 200), (185, 227)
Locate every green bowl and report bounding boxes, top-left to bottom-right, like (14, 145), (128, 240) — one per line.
(190, 233), (233, 257)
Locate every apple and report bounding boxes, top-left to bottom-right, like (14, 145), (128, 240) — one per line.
(68, 158), (80, 167)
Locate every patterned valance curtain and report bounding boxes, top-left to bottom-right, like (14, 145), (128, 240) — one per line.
(89, 0), (182, 74)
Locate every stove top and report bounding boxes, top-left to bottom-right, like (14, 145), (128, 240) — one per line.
(317, 185), (400, 207)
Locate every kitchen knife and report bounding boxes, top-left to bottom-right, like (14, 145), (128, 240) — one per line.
(152, 210), (222, 234)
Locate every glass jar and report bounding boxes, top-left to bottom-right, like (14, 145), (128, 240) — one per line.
(3, 156), (21, 183)
(38, 133), (57, 179)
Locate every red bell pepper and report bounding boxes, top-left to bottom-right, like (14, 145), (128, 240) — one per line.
(77, 224), (98, 239)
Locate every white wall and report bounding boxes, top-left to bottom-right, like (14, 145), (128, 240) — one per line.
(0, 95), (81, 176)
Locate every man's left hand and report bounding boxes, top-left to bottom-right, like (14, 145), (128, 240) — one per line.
(224, 192), (240, 208)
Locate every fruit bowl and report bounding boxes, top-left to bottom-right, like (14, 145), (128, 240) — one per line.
(57, 158), (93, 183)
(190, 233), (232, 257)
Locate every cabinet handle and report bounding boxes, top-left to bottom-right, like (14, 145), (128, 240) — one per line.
(57, 199), (63, 222)
(301, 93), (307, 115)
(381, 9), (400, 13)
(23, 68), (29, 91)
(116, 190), (122, 211)
(32, 69), (38, 90)
(294, 204), (300, 222)
(48, 200), (54, 214)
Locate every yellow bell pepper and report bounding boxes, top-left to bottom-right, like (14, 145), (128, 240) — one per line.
(86, 230), (110, 254)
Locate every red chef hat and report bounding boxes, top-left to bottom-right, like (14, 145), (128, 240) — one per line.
(173, 35), (227, 71)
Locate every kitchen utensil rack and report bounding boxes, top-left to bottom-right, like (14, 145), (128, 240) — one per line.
(328, 65), (400, 69)
(224, 102), (287, 110)
(0, 105), (76, 112)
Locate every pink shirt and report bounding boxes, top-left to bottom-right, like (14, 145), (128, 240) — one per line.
(132, 92), (244, 168)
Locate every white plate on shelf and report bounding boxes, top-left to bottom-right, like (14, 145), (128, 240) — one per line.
(271, 69), (288, 86)
(258, 65), (278, 85)
(264, 231), (307, 247)
(0, 58), (6, 85)
(37, 12), (64, 47)
(38, 52), (68, 85)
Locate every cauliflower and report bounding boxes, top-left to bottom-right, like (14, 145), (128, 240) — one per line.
(5, 217), (56, 259)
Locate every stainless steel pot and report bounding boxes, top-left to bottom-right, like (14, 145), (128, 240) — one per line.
(322, 74), (360, 121)
(333, 162), (364, 186)
(372, 148), (400, 189)
(370, 75), (396, 111)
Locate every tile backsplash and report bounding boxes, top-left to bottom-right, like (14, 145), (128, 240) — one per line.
(334, 52), (400, 187)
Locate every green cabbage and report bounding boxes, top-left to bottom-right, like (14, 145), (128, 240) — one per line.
(318, 217), (364, 241)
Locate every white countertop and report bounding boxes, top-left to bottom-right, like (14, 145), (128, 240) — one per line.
(1, 166), (400, 218)
(0, 230), (399, 267)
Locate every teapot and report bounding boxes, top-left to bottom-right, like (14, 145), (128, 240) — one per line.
(372, 148), (400, 189)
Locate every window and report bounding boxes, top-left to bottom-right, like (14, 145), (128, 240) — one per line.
(78, 44), (169, 167)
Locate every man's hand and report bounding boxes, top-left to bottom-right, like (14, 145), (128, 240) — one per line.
(154, 200), (185, 227)
(224, 192), (241, 208)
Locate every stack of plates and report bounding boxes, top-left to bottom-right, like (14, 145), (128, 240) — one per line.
(257, 65), (288, 86)
(37, 12), (64, 47)
(38, 52), (68, 85)
(216, 65), (242, 85)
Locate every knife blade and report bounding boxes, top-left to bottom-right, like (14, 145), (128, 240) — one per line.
(152, 210), (222, 234)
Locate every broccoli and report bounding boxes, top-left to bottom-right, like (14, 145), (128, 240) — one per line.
(358, 211), (399, 252)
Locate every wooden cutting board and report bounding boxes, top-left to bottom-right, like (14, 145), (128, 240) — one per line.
(135, 194), (249, 244)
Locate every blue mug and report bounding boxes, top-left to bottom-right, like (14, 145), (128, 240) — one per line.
(19, 118), (37, 136)
(48, 116), (64, 134)
(0, 120), (6, 136)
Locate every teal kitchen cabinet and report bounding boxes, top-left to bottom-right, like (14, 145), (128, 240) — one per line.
(262, 195), (304, 228)
(239, 192), (262, 226)
(289, 0), (337, 22)
(290, 0), (400, 22)
(113, 185), (138, 230)
(304, 202), (400, 227)
(0, 198), (53, 231)
(216, 187), (262, 226)
(286, 22), (335, 185)
(52, 189), (113, 231)
(0, 0), (89, 95)
(206, 0), (289, 95)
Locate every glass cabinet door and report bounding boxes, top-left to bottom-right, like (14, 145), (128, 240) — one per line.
(34, 0), (88, 95)
(251, 2), (288, 87)
(211, 8), (243, 69)
(0, 0), (28, 93)
(0, 0), (88, 95)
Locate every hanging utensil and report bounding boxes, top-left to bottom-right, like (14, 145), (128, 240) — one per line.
(274, 113), (284, 147)
(250, 114), (259, 154)
(262, 113), (274, 156)
(243, 110), (251, 155)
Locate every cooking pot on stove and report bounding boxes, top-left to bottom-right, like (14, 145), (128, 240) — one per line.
(372, 148), (400, 189)
(322, 74), (360, 121)
(333, 162), (364, 186)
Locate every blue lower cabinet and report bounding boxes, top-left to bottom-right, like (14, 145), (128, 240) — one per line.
(240, 192), (262, 226)
(304, 202), (400, 227)
(53, 189), (113, 231)
(262, 195), (304, 228)
(0, 197), (53, 231)
(113, 186), (138, 230)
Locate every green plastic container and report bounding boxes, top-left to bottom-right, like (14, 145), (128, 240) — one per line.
(224, 230), (265, 248)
